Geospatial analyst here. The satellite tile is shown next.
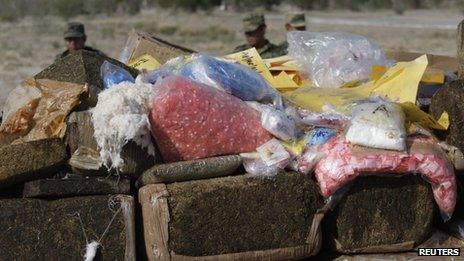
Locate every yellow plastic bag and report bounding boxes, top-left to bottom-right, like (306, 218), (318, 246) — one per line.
(437, 111), (450, 130)
(282, 136), (308, 156)
(225, 48), (275, 84)
(399, 102), (447, 130)
(285, 55), (428, 113)
(226, 49), (303, 91)
(0, 81), (41, 145)
(371, 65), (444, 84)
(0, 79), (87, 145)
(370, 55), (427, 103)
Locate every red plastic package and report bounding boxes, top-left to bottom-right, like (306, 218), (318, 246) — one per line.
(149, 75), (272, 162)
(315, 135), (456, 219)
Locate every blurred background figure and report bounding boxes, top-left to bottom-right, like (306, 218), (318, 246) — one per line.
(278, 12), (307, 55)
(55, 22), (104, 61)
(233, 13), (282, 58)
(285, 12), (306, 31)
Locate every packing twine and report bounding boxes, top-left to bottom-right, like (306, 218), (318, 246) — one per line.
(68, 196), (122, 261)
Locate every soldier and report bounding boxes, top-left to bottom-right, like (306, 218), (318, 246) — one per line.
(233, 13), (282, 59)
(55, 22), (105, 62)
(278, 13), (307, 55)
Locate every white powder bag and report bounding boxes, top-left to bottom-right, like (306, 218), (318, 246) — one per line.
(345, 102), (406, 151)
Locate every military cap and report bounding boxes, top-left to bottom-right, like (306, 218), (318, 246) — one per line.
(242, 13), (265, 33)
(64, 22), (86, 39)
(286, 13), (306, 28)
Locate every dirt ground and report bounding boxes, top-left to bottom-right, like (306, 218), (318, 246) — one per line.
(0, 8), (461, 110)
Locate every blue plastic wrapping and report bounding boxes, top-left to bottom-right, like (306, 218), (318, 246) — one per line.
(101, 61), (135, 89)
(296, 128), (337, 174)
(179, 55), (283, 109)
(308, 127), (337, 146)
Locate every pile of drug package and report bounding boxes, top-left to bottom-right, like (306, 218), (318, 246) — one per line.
(0, 29), (462, 260)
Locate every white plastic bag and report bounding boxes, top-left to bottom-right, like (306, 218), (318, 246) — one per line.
(288, 31), (391, 88)
(345, 102), (406, 151)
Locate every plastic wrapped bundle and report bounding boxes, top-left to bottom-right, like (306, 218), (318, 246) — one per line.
(260, 105), (297, 141)
(179, 55), (283, 109)
(256, 139), (291, 168)
(149, 75), (272, 162)
(300, 107), (349, 128)
(346, 101), (406, 151)
(297, 128), (337, 174)
(297, 148), (324, 174)
(241, 153), (280, 177)
(288, 32), (390, 88)
(143, 69), (171, 84)
(101, 61), (135, 89)
(314, 135), (457, 220)
(308, 127), (337, 146)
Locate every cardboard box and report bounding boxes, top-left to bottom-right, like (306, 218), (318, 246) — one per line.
(120, 31), (195, 65)
(385, 51), (458, 72)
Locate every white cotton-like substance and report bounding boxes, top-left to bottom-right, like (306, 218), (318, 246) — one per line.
(84, 240), (100, 261)
(92, 76), (156, 170)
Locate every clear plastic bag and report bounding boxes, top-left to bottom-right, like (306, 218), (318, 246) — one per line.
(143, 69), (171, 85)
(260, 105), (297, 142)
(284, 106), (303, 127)
(101, 61), (135, 90)
(150, 75), (272, 162)
(179, 54), (283, 109)
(296, 128), (336, 174)
(300, 110), (349, 128)
(288, 31), (391, 88)
(438, 142), (464, 170)
(256, 138), (291, 167)
(297, 147), (324, 174)
(241, 152), (280, 177)
(346, 101), (406, 151)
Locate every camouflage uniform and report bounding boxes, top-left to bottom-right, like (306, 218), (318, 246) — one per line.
(233, 40), (282, 59)
(278, 13), (307, 55)
(55, 22), (105, 62)
(56, 46), (105, 61)
(233, 13), (283, 59)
